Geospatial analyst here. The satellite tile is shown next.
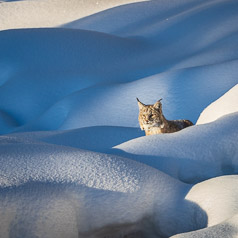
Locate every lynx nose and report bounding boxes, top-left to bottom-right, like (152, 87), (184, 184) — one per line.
(146, 115), (151, 121)
(145, 116), (151, 123)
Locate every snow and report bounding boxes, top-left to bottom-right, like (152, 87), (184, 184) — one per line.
(172, 215), (238, 238)
(197, 84), (238, 124)
(0, 28), (237, 133)
(186, 175), (238, 227)
(113, 112), (238, 183)
(0, 0), (238, 237)
(0, 0), (147, 31)
(172, 176), (238, 238)
(0, 138), (196, 237)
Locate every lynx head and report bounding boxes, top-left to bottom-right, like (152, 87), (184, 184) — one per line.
(137, 98), (164, 131)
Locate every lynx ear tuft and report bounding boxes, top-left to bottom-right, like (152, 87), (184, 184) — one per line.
(137, 98), (145, 110)
(154, 98), (162, 110)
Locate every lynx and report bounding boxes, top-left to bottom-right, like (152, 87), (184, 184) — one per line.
(137, 98), (193, 136)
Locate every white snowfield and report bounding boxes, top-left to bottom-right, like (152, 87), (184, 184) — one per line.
(0, 0), (238, 237)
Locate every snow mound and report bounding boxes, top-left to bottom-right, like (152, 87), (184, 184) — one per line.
(1, 131), (238, 237)
(186, 175), (238, 227)
(1, 132), (238, 238)
(173, 176), (238, 238)
(113, 112), (238, 183)
(10, 126), (144, 153)
(0, 134), (207, 237)
(172, 214), (238, 238)
(197, 84), (238, 124)
(8, 112), (238, 185)
(1, 0), (238, 134)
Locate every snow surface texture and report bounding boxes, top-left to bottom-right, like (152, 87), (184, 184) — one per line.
(0, 0), (238, 237)
(0, 0), (147, 31)
(197, 84), (238, 124)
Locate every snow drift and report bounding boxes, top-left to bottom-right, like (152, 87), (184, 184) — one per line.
(0, 0), (238, 237)
(0, 132), (238, 238)
(113, 112), (238, 183)
(172, 176), (238, 238)
(197, 84), (238, 124)
(0, 137), (204, 238)
(1, 0), (238, 134)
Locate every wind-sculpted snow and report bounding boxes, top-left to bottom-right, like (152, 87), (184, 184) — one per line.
(1, 110), (237, 237)
(0, 0), (238, 237)
(197, 84), (238, 125)
(0, 133), (238, 238)
(172, 176), (238, 238)
(0, 136), (207, 237)
(113, 112), (238, 183)
(1, 0), (238, 133)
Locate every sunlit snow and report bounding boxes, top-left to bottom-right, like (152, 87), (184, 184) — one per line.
(0, 0), (238, 237)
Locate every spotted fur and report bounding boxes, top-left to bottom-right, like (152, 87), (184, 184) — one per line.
(137, 98), (193, 136)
